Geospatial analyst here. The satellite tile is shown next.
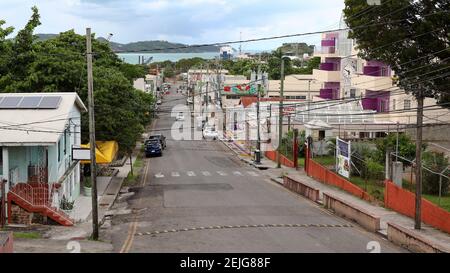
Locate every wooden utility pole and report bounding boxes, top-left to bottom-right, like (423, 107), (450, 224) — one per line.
(206, 63), (209, 123)
(86, 28), (99, 240)
(255, 63), (262, 164)
(277, 58), (285, 168)
(415, 90), (424, 230)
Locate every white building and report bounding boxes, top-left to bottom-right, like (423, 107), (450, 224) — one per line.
(0, 93), (87, 226)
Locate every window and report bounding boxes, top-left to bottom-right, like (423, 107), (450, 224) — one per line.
(392, 99), (396, 111)
(350, 89), (356, 98)
(404, 100), (411, 110)
(318, 130), (325, 140)
(64, 130), (67, 155)
(58, 140), (61, 162)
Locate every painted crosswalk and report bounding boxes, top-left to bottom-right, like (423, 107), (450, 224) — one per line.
(154, 170), (260, 178)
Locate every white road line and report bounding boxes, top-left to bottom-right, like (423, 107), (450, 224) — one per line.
(247, 171), (259, 177)
(171, 172), (180, 177)
(217, 171), (228, 176)
(233, 171), (243, 176)
(187, 171), (196, 177)
(202, 171), (211, 176)
(155, 172), (164, 178)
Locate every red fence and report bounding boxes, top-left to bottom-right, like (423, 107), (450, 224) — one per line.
(307, 159), (374, 202)
(265, 151), (295, 168)
(385, 181), (450, 234)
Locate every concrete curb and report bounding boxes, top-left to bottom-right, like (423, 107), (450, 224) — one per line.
(387, 222), (450, 253)
(323, 192), (381, 233)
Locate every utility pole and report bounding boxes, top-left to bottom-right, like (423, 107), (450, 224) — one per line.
(415, 89), (424, 230)
(277, 58), (285, 168)
(206, 63), (209, 123)
(307, 80), (311, 122)
(255, 62), (262, 164)
(396, 121), (399, 162)
(86, 28), (99, 240)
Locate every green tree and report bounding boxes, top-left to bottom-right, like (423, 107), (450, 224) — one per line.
(374, 133), (423, 168)
(294, 57), (321, 74)
(344, 0), (450, 228)
(0, 8), (154, 153)
(267, 48), (294, 80)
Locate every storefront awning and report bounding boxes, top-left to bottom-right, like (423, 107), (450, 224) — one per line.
(80, 141), (119, 164)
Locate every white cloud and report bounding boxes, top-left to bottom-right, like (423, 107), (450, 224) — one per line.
(0, 0), (346, 50)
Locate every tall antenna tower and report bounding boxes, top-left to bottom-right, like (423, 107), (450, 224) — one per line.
(239, 31), (242, 56)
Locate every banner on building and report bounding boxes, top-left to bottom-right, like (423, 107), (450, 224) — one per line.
(336, 137), (351, 178)
(222, 84), (257, 95)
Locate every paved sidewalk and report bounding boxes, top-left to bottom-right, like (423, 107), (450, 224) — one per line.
(223, 138), (450, 252)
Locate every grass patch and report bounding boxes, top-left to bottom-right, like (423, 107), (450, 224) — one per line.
(423, 194), (450, 212)
(13, 232), (41, 239)
(313, 156), (336, 166)
(123, 153), (144, 187)
(298, 156), (335, 167)
(401, 181), (450, 212)
(348, 176), (385, 202)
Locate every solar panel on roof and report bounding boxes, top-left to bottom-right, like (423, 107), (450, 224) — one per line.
(0, 96), (23, 108)
(18, 96), (43, 108)
(38, 96), (62, 109)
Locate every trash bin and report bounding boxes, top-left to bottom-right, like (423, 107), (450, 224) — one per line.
(254, 150), (261, 164)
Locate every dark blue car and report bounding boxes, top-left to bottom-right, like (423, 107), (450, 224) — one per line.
(145, 140), (163, 157)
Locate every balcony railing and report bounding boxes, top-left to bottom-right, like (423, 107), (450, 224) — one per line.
(321, 39), (336, 47)
(319, 88), (337, 100)
(363, 66), (391, 77)
(315, 46), (336, 55)
(320, 63), (339, 71)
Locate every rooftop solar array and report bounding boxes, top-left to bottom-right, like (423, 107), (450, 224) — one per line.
(0, 96), (62, 109)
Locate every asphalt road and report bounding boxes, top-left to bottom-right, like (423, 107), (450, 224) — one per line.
(110, 83), (405, 253)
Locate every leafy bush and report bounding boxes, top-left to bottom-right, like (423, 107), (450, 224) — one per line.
(84, 176), (92, 188)
(60, 195), (74, 210)
(366, 159), (385, 181)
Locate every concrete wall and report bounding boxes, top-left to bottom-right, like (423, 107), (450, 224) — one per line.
(323, 192), (380, 232)
(384, 181), (450, 234)
(387, 223), (449, 253)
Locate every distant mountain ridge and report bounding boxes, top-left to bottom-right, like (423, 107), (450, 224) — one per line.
(36, 34), (220, 53)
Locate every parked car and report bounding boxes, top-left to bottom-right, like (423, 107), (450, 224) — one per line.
(186, 98), (193, 104)
(156, 99), (162, 105)
(145, 139), (162, 157)
(176, 112), (185, 121)
(148, 134), (166, 149)
(203, 125), (218, 140)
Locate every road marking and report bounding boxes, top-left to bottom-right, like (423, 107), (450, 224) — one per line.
(187, 171), (196, 177)
(134, 223), (354, 236)
(171, 172), (180, 177)
(202, 171), (211, 176)
(155, 172), (164, 178)
(120, 152), (151, 253)
(217, 171), (227, 176)
(233, 171), (243, 176)
(247, 171), (259, 177)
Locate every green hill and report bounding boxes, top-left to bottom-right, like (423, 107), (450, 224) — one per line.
(277, 42), (315, 56)
(36, 34), (220, 53)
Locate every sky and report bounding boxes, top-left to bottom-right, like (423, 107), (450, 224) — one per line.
(0, 0), (346, 51)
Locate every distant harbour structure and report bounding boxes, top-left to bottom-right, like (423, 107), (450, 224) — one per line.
(220, 46), (234, 60)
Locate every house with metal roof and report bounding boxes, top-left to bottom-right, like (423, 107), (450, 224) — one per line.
(0, 92), (87, 226)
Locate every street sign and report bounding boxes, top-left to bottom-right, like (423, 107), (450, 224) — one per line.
(72, 146), (90, 160)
